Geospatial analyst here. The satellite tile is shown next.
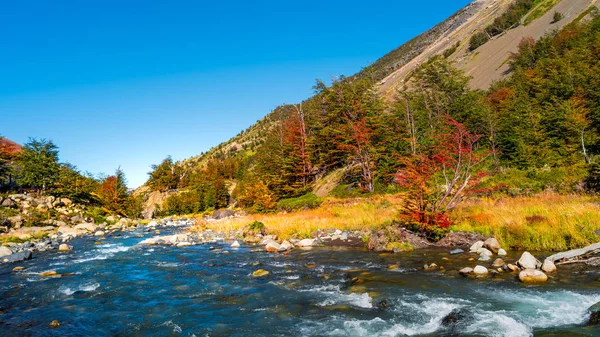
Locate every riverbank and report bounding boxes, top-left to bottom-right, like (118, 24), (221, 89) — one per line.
(1, 222), (600, 336)
(186, 193), (600, 252)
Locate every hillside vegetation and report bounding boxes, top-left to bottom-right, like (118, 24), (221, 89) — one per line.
(144, 12), (600, 243)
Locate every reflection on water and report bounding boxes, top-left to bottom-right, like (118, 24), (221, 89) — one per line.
(1, 229), (599, 336)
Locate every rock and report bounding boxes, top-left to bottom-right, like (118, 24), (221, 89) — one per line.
(517, 252), (540, 270)
(70, 215), (84, 223)
(450, 248), (464, 255)
(49, 320), (60, 328)
(507, 263), (519, 272)
(478, 254), (491, 261)
(61, 198), (72, 206)
(469, 241), (484, 252)
(1, 198), (16, 207)
(587, 302), (600, 326)
(519, 269), (548, 283)
(12, 266), (25, 271)
(492, 258), (505, 268)
(231, 240), (241, 248)
(94, 231), (105, 237)
(0, 246), (13, 258)
(483, 238), (501, 253)
(212, 209), (235, 219)
(58, 244), (72, 251)
(2, 250), (32, 263)
(280, 240), (293, 251)
(473, 265), (488, 275)
(459, 267), (474, 276)
(40, 271), (59, 277)
(441, 309), (468, 328)
(297, 239), (314, 247)
(476, 247), (492, 256)
(252, 269), (269, 277)
(176, 242), (191, 247)
(498, 248), (507, 256)
(542, 258), (557, 273)
(265, 241), (281, 253)
(74, 223), (97, 232)
(424, 263), (438, 270)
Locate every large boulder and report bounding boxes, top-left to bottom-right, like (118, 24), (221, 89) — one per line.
(1, 198), (16, 208)
(0, 246), (13, 258)
(587, 302), (600, 326)
(469, 241), (484, 253)
(297, 239), (314, 247)
(1, 250), (32, 263)
(212, 209), (235, 220)
(265, 241), (281, 253)
(517, 252), (540, 270)
(74, 223), (97, 232)
(473, 265), (488, 275)
(483, 238), (501, 254)
(541, 258), (557, 273)
(519, 269), (548, 283)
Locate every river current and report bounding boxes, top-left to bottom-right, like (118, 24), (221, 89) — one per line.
(1, 227), (599, 336)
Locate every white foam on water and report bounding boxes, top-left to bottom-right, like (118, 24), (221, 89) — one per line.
(479, 288), (600, 329)
(162, 320), (182, 333)
(282, 275), (300, 280)
(300, 285), (373, 309)
(464, 312), (531, 337)
(59, 282), (100, 296)
(73, 243), (132, 264)
(380, 298), (462, 336)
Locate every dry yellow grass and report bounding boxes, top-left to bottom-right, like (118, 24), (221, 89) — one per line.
(186, 193), (600, 251)
(198, 195), (403, 240)
(452, 194), (600, 251)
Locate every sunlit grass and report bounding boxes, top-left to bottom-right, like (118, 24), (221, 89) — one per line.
(452, 194), (600, 251)
(524, 0), (562, 25)
(195, 195), (403, 240)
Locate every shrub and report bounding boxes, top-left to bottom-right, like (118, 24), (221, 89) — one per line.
(469, 32), (490, 51)
(277, 193), (323, 212)
(248, 221), (265, 232)
(552, 11), (564, 23)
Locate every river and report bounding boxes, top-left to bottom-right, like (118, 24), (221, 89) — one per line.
(1, 226), (599, 336)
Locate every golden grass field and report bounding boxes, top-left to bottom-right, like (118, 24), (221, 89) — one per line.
(189, 193), (600, 251)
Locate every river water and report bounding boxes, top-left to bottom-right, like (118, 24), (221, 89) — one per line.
(1, 227), (599, 336)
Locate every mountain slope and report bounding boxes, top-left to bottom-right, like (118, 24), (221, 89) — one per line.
(140, 0), (600, 215)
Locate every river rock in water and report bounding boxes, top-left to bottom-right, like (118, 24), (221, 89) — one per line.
(542, 258), (556, 273)
(0, 246), (13, 258)
(519, 269), (548, 283)
(483, 238), (501, 254)
(498, 248), (507, 256)
(1, 250), (32, 263)
(297, 239), (314, 247)
(265, 241), (281, 253)
(473, 265), (488, 275)
(587, 302), (600, 326)
(517, 252), (540, 270)
(470, 241), (484, 253)
(459, 267), (473, 276)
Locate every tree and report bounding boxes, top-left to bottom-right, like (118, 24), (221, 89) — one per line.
(16, 138), (60, 193)
(147, 156), (182, 191)
(97, 167), (129, 213)
(395, 117), (490, 230)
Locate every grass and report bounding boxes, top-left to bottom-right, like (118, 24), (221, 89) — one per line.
(185, 192), (600, 252)
(524, 0), (562, 25)
(192, 195), (404, 240)
(452, 194), (600, 251)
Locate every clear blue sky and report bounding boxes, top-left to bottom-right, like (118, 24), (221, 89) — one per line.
(1, 0), (472, 188)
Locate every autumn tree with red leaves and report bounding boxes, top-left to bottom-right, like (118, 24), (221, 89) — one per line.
(395, 117), (491, 231)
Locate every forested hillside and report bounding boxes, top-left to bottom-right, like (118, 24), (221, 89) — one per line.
(142, 9), (600, 224)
